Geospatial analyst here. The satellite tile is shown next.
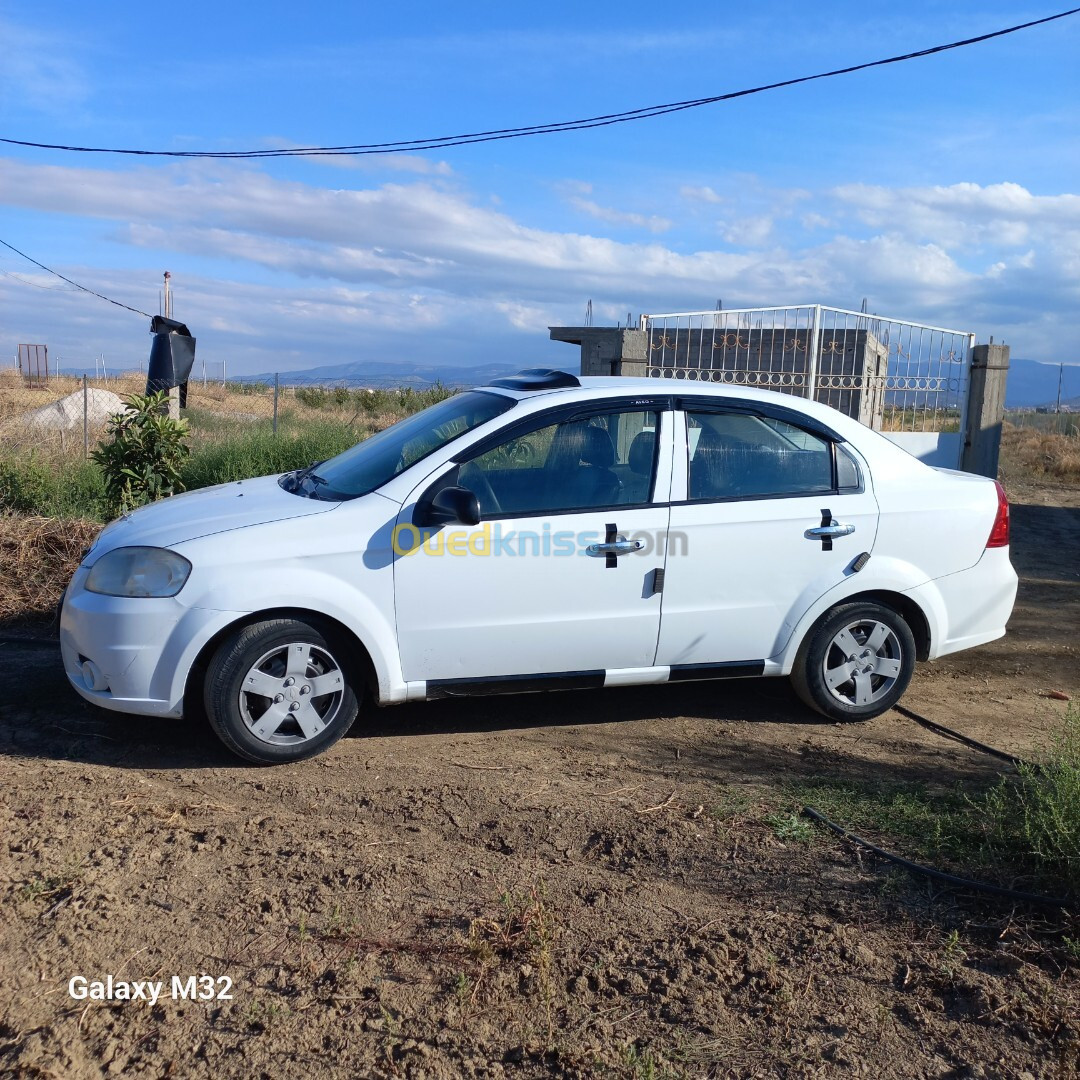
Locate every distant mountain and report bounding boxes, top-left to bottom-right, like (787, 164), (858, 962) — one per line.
(238, 355), (1079, 407)
(237, 359), (572, 389)
(48, 353), (1076, 408)
(1004, 358), (1080, 409)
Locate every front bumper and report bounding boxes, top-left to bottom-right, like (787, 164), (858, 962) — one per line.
(60, 565), (238, 718)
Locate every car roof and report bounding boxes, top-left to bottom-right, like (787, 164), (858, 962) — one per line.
(477, 372), (874, 442)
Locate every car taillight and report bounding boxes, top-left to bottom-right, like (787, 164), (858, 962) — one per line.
(986, 481), (1010, 548)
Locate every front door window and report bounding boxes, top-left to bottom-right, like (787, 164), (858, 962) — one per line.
(459, 408), (661, 517)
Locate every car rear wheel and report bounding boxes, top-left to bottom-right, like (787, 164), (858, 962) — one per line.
(791, 601), (915, 722)
(204, 618), (360, 764)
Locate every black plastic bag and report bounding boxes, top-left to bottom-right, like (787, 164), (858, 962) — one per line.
(146, 315), (196, 408)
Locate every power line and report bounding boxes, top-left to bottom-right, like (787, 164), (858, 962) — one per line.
(0, 264), (79, 291)
(0, 237), (152, 318)
(1, 8), (1077, 160)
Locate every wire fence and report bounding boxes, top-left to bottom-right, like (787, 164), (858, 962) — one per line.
(1004, 409), (1080, 437)
(0, 369), (452, 461)
(4, 368), (1077, 464)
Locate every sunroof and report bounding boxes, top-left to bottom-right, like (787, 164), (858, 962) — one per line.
(487, 368), (582, 391)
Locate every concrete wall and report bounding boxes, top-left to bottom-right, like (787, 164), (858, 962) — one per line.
(548, 328), (648, 377)
(962, 343), (1010, 479)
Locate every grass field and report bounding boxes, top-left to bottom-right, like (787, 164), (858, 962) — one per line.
(0, 372), (452, 520)
(1000, 421), (1080, 481)
(1005, 409), (1080, 437)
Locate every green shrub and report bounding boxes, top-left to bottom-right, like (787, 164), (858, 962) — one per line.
(91, 391), (191, 517)
(404, 382), (454, 410)
(225, 380), (268, 396)
(981, 707), (1080, 896)
(295, 387), (329, 409)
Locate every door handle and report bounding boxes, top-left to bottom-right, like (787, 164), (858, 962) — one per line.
(587, 538), (644, 556)
(803, 523), (855, 540)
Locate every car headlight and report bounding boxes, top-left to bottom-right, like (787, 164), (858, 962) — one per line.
(85, 547), (192, 598)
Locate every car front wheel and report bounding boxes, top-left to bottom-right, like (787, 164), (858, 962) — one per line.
(791, 601), (916, 722)
(204, 618), (360, 763)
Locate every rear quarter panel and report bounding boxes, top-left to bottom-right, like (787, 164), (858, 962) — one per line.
(771, 436), (1005, 673)
(851, 427), (998, 579)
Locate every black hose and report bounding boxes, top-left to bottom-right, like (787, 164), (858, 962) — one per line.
(802, 806), (1074, 909)
(893, 703), (1031, 770)
(804, 704), (1066, 906)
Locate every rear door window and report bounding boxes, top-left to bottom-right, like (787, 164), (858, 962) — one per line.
(686, 411), (835, 500)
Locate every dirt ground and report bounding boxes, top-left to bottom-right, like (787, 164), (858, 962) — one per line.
(1, 476), (1078, 1079)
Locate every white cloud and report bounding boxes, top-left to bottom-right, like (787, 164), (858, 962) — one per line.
(0, 17), (89, 114)
(493, 300), (562, 331)
(1, 161), (1078, 371)
(567, 196), (671, 234)
(719, 215), (773, 246)
(801, 212), (831, 231)
(557, 180), (594, 197)
(832, 181), (1080, 250)
(680, 185), (724, 205)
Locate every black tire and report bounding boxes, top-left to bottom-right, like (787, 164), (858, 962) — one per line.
(204, 618), (360, 764)
(791, 601), (916, 722)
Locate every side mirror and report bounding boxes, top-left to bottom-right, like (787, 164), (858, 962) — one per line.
(418, 485), (481, 527)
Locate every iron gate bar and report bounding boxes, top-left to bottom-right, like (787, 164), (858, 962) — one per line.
(639, 305), (975, 443)
(640, 305), (974, 336)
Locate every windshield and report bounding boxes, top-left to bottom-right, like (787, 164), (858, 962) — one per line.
(284, 390), (515, 500)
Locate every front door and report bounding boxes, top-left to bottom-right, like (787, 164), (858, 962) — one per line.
(394, 405), (673, 686)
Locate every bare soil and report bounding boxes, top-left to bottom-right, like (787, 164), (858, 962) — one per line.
(1, 478), (1079, 1078)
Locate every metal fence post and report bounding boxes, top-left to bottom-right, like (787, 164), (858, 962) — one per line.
(273, 373), (279, 436)
(83, 375), (89, 460)
(806, 304), (822, 403)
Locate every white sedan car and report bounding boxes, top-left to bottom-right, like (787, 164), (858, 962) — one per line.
(61, 370), (1017, 764)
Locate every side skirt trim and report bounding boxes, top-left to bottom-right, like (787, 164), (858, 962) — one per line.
(423, 661), (766, 699)
(426, 670), (606, 699)
(668, 661), (765, 682)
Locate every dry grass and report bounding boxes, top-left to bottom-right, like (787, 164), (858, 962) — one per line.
(1000, 424), (1080, 481)
(0, 373), (436, 461)
(0, 515), (101, 627)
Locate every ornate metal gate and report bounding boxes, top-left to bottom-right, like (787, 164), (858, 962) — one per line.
(640, 305), (975, 467)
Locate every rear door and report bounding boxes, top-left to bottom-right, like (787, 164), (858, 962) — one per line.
(654, 402), (880, 669)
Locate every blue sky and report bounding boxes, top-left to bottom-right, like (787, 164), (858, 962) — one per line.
(1, 1), (1078, 375)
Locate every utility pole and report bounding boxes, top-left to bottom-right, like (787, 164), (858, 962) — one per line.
(1057, 363), (1065, 413)
(164, 271), (180, 419)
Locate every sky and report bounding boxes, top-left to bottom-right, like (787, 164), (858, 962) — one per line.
(1, 1), (1078, 377)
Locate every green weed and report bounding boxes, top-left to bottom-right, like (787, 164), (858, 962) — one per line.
(621, 1043), (676, 1080)
(939, 928), (968, 977)
(0, 455), (105, 518)
(981, 706), (1080, 896)
(793, 711), (1080, 901)
(792, 779), (987, 868)
(178, 421), (359, 489)
(765, 811), (813, 843)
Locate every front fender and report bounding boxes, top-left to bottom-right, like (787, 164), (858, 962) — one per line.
(179, 564), (405, 704)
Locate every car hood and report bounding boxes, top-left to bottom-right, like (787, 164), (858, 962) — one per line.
(86, 475), (339, 561)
